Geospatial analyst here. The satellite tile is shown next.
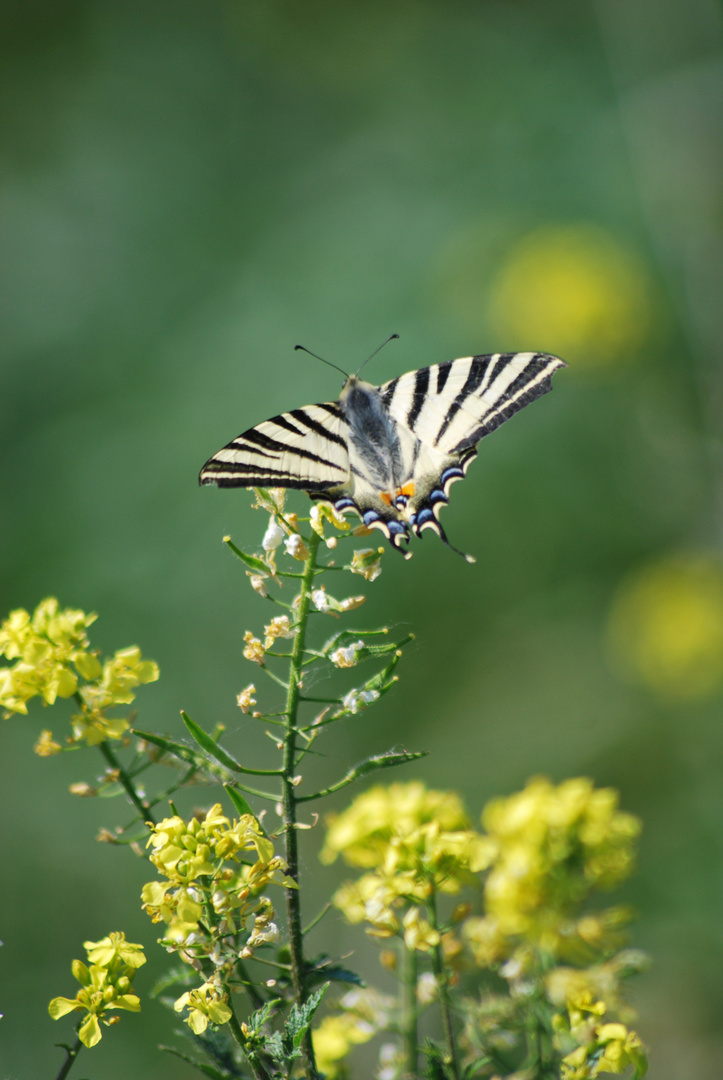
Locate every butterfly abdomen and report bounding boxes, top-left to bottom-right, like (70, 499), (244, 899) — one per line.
(340, 377), (405, 491)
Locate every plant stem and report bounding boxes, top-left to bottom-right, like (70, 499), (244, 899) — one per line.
(282, 529), (321, 1080)
(427, 893), (460, 1080)
(98, 739), (156, 825)
(401, 941), (418, 1079)
(226, 1000), (273, 1080)
(53, 1037), (82, 1080)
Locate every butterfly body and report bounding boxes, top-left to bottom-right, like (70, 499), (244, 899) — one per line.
(200, 350), (566, 559)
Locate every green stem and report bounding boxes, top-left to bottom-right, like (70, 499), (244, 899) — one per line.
(53, 1036), (82, 1080)
(401, 941), (418, 1079)
(226, 1001), (273, 1080)
(282, 529), (321, 1080)
(427, 892), (460, 1080)
(98, 740), (156, 825)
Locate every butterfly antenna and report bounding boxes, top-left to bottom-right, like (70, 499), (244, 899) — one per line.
(355, 333), (399, 378)
(294, 344), (349, 379)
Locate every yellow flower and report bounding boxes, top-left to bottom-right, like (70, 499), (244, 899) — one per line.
(310, 502), (351, 538)
(243, 631), (266, 666)
(34, 729), (62, 756)
(488, 224), (652, 368)
(478, 778), (640, 952)
(312, 1010), (376, 1078)
(263, 615), (296, 649)
(97, 647), (159, 705)
(321, 782), (470, 868)
(236, 684), (257, 713)
(402, 907), (440, 952)
(462, 915), (511, 967)
(48, 935), (145, 1048)
(174, 980), (232, 1034)
(0, 599), (104, 715)
(608, 554), (723, 700)
(68, 644), (159, 745)
(84, 932), (147, 971)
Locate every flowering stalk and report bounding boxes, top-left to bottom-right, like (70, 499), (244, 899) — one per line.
(401, 939), (418, 1078)
(427, 892), (459, 1080)
(281, 526), (322, 1079)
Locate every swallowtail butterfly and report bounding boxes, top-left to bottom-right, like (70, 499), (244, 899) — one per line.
(199, 349), (566, 560)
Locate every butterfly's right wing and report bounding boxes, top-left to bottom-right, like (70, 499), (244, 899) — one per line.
(376, 351), (566, 552)
(380, 351), (566, 456)
(199, 402), (350, 492)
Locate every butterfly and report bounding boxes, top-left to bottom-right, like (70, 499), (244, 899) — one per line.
(199, 348), (566, 560)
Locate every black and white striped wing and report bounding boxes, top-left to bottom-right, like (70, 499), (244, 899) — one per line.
(199, 403), (350, 492)
(379, 351), (566, 456)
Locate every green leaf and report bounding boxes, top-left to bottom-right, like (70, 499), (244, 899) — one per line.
(306, 955), (364, 989)
(244, 998), (280, 1036)
(285, 984), (328, 1050)
(132, 729), (232, 783)
(182, 712), (242, 772)
(263, 1030), (287, 1064)
(223, 784), (255, 819)
(224, 538), (270, 574)
(159, 1045), (233, 1080)
(352, 748), (428, 778)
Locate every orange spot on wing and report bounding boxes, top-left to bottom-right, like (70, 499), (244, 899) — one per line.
(399, 482), (415, 497)
(379, 491), (393, 506)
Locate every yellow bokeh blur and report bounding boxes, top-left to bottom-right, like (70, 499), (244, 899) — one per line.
(488, 224), (653, 367)
(608, 555), (723, 700)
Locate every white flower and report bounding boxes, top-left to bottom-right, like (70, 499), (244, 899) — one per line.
(262, 517), (284, 551)
(330, 640), (365, 668)
(416, 972), (437, 1005)
(341, 688), (380, 713)
(248, 574), (269, 597)
(312, 587), (332, 613)
(284, 534), (309, 561)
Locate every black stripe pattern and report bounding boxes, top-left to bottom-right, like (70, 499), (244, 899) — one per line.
(200, 350), (566, 559)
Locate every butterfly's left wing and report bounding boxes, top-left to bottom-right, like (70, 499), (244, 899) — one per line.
(377, 351), (566, 549)
(199, 402), (350, 492)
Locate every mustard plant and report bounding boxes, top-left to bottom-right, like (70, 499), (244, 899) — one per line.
(1, 490), (649, 1079)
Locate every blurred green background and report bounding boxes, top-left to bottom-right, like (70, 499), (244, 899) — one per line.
(2, 0), (722, 1076)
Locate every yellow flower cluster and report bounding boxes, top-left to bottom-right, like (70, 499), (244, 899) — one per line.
(558, 986), (647, 1078)
(73, 646), (159, 745)
(0, 599), (96, 714)
(464, 777), (640, 963)
(312, 988), (395, 1080)
(0, 598), (159, 745)
(48, 932), (146, 1048)
(141, 804), (292, 1028)
(323, 783), (490, 950)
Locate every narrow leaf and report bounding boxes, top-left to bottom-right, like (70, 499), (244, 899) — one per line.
(353, 749), (427, 778)
(133, 729), (234, 784)
(182, 712), (242, 772)
(224, 538), (269, 573)
(223, 784), (255, 819)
